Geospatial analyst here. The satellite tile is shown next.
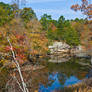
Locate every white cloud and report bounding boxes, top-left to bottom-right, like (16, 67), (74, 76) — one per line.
(27, 0), (63, 3)
(0, 0), (11, 3)
(34, 8), (81, 15)
(34, 8), (86, 19)
(0, 0), (64, 4)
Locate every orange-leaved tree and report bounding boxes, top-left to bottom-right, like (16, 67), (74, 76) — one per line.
(71, 0), (92, 19)
(0, 18), (48, 67)
(71, 0), (92, 63)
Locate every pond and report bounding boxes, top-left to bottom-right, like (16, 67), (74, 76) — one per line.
(0, 56), (91, 92)
(37, 57), (91, 92)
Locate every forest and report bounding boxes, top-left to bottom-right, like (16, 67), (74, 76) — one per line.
(0, 0), (92, 92)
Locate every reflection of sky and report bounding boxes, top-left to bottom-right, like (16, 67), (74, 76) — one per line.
(64, 76), (81, 87)
(39, 72), (81, 92)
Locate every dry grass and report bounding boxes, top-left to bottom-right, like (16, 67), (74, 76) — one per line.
(65, 80), (92, 92)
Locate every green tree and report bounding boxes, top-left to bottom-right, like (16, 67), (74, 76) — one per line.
(61, 26), (80, 46)
(20, 8), (37, 23)
(0, 2), (14, 26)
(40, 14), (52, 31)
(47, 16), (80, 46)
(57, 16), (65, 29)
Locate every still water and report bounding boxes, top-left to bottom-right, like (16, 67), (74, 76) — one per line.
(37, 57), (91, 92)
(39, 73), (81, 92)
(0, 57), (91, 92)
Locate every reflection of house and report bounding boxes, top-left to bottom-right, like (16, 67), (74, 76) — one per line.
(48, 42), (70, 54)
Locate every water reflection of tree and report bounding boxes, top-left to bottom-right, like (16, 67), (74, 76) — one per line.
(58, 73), (67, 85)
(30, 68), (49, 92)
(47, 72), (67, 86)
(47, 57), (90, 80)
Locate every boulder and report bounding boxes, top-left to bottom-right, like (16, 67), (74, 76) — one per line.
(48, 41), (70, 54)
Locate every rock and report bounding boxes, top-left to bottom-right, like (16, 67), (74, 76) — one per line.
(75, 52), (91, 58)
(48, 41), (70, 54)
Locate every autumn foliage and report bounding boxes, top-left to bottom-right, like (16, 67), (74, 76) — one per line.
(71, 0), (92, 55)
(71, 0), (92, 19)
(0, 18), (48, 66)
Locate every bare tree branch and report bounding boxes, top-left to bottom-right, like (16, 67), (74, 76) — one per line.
(7, 37), (29, 92)
(13, 76), (24, 92)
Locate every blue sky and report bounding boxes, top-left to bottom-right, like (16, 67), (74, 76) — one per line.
(0, 0), (86, 20)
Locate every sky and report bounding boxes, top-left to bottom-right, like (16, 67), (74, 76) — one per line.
(0, 0), (87, 20)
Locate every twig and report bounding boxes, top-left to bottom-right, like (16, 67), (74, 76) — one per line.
(5, 77), (13, 90)
(13, 76), (24, 92)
